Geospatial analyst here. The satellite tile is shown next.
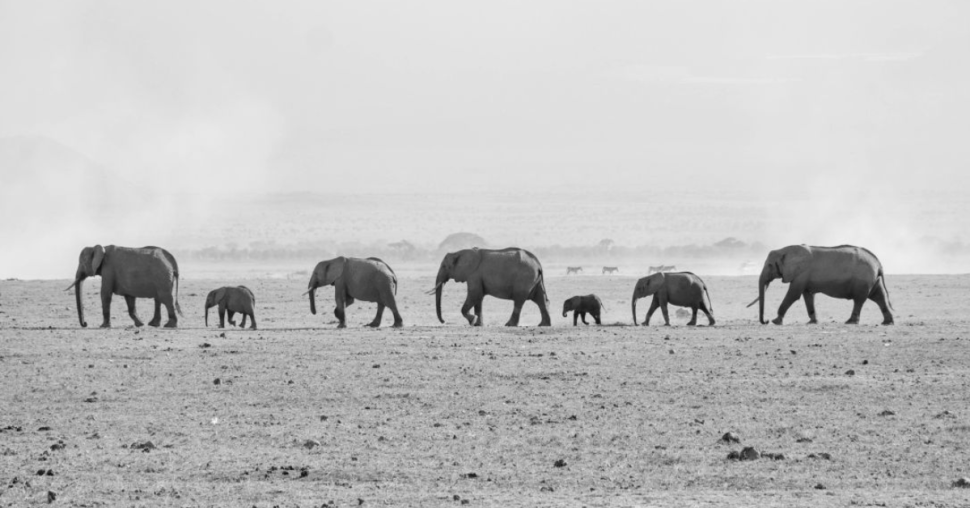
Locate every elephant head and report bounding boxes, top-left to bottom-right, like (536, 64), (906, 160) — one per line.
(631, 272), (664, 324)
(204, 287), (228, 326)
(66, 245), (106, 328)
(752, 246), (812, 324)
(430, 249), (482, 323)
(562, 297), (577, 318)
(307, 257), (346, 315)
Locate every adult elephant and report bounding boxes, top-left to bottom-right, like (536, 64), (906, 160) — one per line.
(430, 247), (552, 327)
(747, 244), (894, 325)
(66, 245), (182, 328)
(307, 257), (402, 328)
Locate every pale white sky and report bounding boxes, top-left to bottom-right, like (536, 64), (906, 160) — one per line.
(1, 1), (968, 277)
(2, 1), (968, 193)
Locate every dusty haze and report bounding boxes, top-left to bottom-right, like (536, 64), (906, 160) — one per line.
(1, 1), (968, 279)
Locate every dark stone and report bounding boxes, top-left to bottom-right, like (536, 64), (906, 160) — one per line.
(553, 459), (567, 468)
(721, 432), (740, 444)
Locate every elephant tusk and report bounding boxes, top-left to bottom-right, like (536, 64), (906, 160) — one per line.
(425, 282), (444, 296)
(302, 289), (312, 297)
(745, 296), (760, 308)
(65, 280), (79, 291)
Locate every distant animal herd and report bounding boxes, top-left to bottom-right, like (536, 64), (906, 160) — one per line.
(52, 243), (894, 330)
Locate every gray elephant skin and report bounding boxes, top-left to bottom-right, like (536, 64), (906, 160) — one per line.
(67, 245), (182, 328)
(431, 247), (552, 327)
(632, 272), (715, 326)
(205, 286), (257, 329)
(307, 256), (402, 328)
(749, 244), (894, 325)
(562, 294), (604, 326)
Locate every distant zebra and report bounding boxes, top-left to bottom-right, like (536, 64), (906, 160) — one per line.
(602, 266), (619, 275)
(648, 265), (676, 274)
(566, 266), (583, 275)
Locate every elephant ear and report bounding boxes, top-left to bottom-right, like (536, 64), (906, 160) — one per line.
(324, 257), (346, 285)
(90, 245), (105, 276)
(452, 249), (482, 283)
(215, 287), (228, 306)
(779, 247), (811, 283)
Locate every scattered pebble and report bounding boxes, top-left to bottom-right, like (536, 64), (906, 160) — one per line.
(721, 432), (740, 444)
(553, 459), (567, 468)
(878, 410), (896, 417)
(953, 477), (970, 488)
(845, 369), (855, 376)
(814, 483), (826, 490)
(304, 440), (320, 449)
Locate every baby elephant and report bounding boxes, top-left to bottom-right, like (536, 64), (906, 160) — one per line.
(631, 272), (714, 326)
(562, 294), (604, 326)
(205, 286), (257, 329)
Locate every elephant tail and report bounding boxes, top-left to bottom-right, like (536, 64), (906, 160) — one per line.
(703, 284), (714, 313)
(878, 270), (894, 312)
(175, 272), (184, 317)
(531, 268), (549, 302)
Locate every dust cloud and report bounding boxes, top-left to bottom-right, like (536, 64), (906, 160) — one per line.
(1, 1), (969, 278)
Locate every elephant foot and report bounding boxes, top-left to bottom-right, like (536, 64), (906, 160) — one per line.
(686, 321), (697, 326)
(464, 315), (476, 325)
(807, 318), (818, 325)
(163, 321), (177, 328)
(132, 320), (144, 327)
(881, 319), (894, 326)
(337, 323), (347, 329)
(366, 321), (381, 328)
(250, 325), (258, 330)
(708, 319), (716, 326)
(99, 322), (111, 329)
(845, 317), (860, 325)
(663, 323), (671, 327)
(538, 319), (551, 327)
(148, 318), (161, 327)
(392, 321), (403, 328)
(771, 317), (784, 325)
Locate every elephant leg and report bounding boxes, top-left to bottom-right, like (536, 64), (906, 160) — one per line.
(505, 299), (525, 327)
(461, 293), (478, 326)
(124, 296), (144, 327)
(846, 297), (865, 325)
(869, 284), (894, 325)
(162, 294), (177, 328)
(580, 312), (589, 325)
(531, 291), (552, 327)
(383, 292), (404, 328)
(658, 294), (671, 326)
(687, 306), (698, 326)
(239, 312), (247, 328)
(699, 300), (715, 326)
(473, 300), (483, 326)
(148, 299), (162, 327)
(99, 286), (112, 328)
(804, 292), (818, 324)
(248, 312), (257, 330)
(227, 309), (237, 327)
(643, 297), (660, 326)
(593, 311), (601, 325)
(772, 284), (802, 325)
(335, 294), (347, 329)
(572, 312), (578, 326)
(218, 303), (227, 328)
(368, 303), (385, 328)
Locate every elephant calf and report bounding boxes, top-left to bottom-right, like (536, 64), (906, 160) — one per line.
(205, 286), (257, 329)
(562, 294), (604, 326)
(632, 271), (715, 326)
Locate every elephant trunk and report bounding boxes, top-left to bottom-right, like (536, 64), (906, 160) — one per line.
(758, 270), (771, 325)
(205, 304), (209, 326)
(631, 289), (639, 325)
(74, 275), (87, 328)
(434, 266), (448, 324)
(562, 307), (568, 318)
(308, 273), (318, 315)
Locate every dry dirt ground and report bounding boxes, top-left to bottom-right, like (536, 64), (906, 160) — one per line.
(2, 273), (970, 507)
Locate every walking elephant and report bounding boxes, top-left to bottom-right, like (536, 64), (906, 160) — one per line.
(632, 271), (714, 326)
(205, 286), (257, 329)
(746, 244), (894, 325)
(562, 294), (604, 326)
(430, 247), (552, 327)
(306, 257), (402, 328)
(66, 245), (182, 328)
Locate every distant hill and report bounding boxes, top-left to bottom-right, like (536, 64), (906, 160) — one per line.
(0, 135), (154, 214)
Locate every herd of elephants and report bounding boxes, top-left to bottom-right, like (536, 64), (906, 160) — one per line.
(57, 243), (896, 330)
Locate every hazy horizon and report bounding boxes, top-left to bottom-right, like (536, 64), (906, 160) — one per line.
(2, 1), (969, 278)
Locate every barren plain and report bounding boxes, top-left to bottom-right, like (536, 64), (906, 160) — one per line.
(2, 272), (970, 507)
